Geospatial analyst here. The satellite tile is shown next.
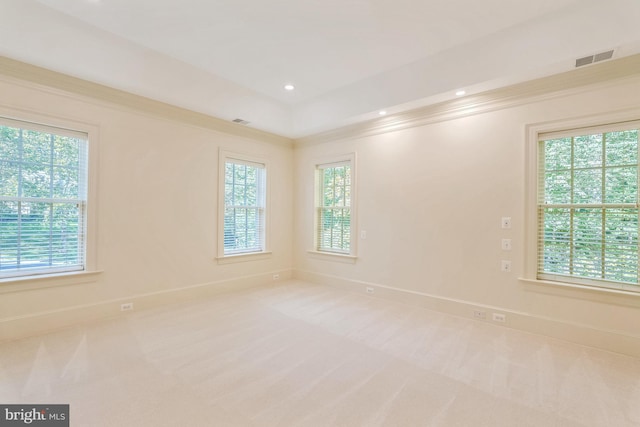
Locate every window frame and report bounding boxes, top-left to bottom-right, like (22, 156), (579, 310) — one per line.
(310, 153), (357, 261)
(217, 150), (271, 264)
(0, 110), (100, 291)
(524, 114), (640, 295)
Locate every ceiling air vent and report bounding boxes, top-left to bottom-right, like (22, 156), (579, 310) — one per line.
(575, 49), (614, 68)
(232, 118), (250, 125)
(594, 50), (614, 62)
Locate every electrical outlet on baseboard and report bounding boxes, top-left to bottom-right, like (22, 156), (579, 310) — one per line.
(473, 310), (486, 320)
(120, 303), (133, 312)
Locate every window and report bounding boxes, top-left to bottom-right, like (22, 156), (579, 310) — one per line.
(537, 122), (639, 292)
(0, 118), (88, 279)
(315, 157), (355, 255)
(219, 152), (267, 258)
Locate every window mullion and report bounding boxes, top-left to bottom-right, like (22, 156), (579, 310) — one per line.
(49, 204), (53, 267)
(601, 133), (606, 279)
(49, 134), (55, 268)
(569, 136), (575, 276)
(17, 129), (23, 268)
(17, 201), (22, 267)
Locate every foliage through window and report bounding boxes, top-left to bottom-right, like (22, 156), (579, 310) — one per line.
(316, 162), (352, 253)
(223, 159), (266, 255)
(0, 119), (88, 278)
(538, 124), (639, 291)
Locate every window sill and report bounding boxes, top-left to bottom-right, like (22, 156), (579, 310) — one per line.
(519, 278), (640, 308)
(216, 251), (272, 265)
(0, 270), (104, 294)
(307, 250), (357, 264)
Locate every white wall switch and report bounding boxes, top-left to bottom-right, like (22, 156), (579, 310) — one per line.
(501, 260), (512, 272)
(360, 230), (367, 239)
(501, 239), (512, 250)
(501, 217), (512, 229)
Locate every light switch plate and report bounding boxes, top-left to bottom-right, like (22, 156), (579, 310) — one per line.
(501, 217), (512, 229)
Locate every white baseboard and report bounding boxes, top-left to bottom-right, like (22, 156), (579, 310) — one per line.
(293, 269), (640, 359)
(0, 269), (293, 342)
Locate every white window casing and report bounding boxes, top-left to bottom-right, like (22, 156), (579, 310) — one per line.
(0, 112), (99, 289)
(525, 116), (640, 294)
(310, 153), (357, 261)
(217, 150), (270, 263)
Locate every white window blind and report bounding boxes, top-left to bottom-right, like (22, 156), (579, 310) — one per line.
(316, 161), (352, 253)
(0, 118), (88, 278)
(223, 158), (266, 255)
(538, 122), (639, 292)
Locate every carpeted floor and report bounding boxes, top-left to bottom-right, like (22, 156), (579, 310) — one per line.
(1, 280), (639, 426)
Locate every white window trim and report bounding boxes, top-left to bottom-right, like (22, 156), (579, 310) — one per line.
(216, 149), (271, 264)
(523, 109), (640, 298)
(312, 153), (357, 261)
(0, 108), (101, 290)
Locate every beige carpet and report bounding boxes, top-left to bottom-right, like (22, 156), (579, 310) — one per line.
(1, 280), (639, 426)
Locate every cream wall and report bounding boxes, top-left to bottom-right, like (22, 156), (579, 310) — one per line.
(294, 77), (640, 355)
(1, 58), (639, 357)
(0, 74), (294, 339)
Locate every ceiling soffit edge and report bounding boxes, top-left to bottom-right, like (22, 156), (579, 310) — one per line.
(0, 56), (294, 148)
(294, 54), (640, 147)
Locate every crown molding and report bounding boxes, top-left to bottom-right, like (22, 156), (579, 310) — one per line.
(0, 56), (293, 148)
(295, 54), (640, 147)
(3, 54), (640, 149)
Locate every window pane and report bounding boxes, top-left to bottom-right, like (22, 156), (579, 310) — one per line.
(604, 209), (638, 283)
(246, 166), (256, 185)
(18, 202), (52, 269)
(51, 203), (81, 266)
(542, 208), (571, 275)
(21, 163), (52, 198)
(574, 134), (602, 168)
(319, 207), (350, 252)
(52, 166), (79, 199)
(0, 201), (19, 270)
(234, 164), (246, 185)
(53, 136), (80, 166)
(22, 130), (51, 165)
(573, 169), (602, 204)
(606, 130), (637, 166)
(605, 167), (637, 203)
(544, 137), (572, 171)
(544, 171), (571, 204)
(0, 126), (20, 159)
(224, 183), (233, 206)
(0, 161), (19, 197)
(573, 208), (602, 279)
(233, 184), (246, 205)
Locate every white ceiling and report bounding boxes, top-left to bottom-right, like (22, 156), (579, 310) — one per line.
(2, 0), (640, 138)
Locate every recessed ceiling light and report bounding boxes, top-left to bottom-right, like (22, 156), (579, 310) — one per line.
(456, 90), (466, 96)
(379, 111), (387, 116)
(284, 84), (295, 91)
